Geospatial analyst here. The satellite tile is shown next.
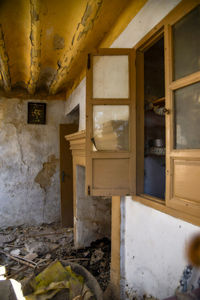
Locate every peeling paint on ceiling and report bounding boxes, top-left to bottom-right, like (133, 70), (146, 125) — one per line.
(0, 0), (147, 97)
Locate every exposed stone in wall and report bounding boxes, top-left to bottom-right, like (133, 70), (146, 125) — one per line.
(75, 165), (111, 249)
(35, 154), (59, 191)
(0, 97), (68, 228)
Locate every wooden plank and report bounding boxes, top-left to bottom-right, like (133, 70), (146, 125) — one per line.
(110, 196), (121, 299)
(136, 50), (144, 195)
(173, 159), (200, 204)
(169, 71), (200, 91)
(164, 24), (173, 206)
(28, 0), (41, 95)
(60, 124), (78, 227)
(91, 99), (131, 105)
(65, 130), (85, 141)
(133, 195), (200, 227)
(92, 158), (129, 190)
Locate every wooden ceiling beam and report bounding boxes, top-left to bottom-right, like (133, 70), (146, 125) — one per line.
(0, 25), (11, 92)
(48, 0), (103, 95)
(27, 0), (41, 95)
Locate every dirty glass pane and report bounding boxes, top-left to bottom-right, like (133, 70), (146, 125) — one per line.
(93, 105), (129, 151)
(174, 82), (200, 149)
(173, 5), (200, 80)
(93, 55), (129, 99)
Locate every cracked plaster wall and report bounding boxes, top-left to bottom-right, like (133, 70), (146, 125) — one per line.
(0, 97), (69, 228)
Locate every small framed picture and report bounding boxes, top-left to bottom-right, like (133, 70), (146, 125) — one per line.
(28, 102), (46, 124)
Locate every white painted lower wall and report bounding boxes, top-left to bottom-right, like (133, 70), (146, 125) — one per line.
(65, 0), (200, 298)
(120, 198), (200, 299)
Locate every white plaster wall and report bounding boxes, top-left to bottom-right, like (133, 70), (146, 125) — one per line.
(64, 0), (200, 298)
(0, 97), (69, 227)
(121, 198), (200, 299)
(65, 78), (86, 131)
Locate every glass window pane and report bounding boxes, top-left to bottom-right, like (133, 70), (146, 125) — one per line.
(93, 105), (129, 151)
(173, 6), (200, 80)
(174, 82), (200, 149)
(93, 55), (129, 99)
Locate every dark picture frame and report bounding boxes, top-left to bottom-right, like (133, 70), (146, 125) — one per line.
(28, 102), (46, 124)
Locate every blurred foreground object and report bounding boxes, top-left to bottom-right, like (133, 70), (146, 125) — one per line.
(187, 234), (200, 267)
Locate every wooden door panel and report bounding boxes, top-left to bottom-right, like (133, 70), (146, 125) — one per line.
(93, 158), (129, 190)
(173, 159), (200, 203)
(86, 48), (136, 196)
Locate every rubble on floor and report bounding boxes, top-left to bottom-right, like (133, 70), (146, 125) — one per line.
(0, 223), (111, 293)
(23, 260), (101, 300)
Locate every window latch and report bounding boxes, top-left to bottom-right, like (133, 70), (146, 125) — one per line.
(163, 108), (170, 114)
(88, 185), (91, 196)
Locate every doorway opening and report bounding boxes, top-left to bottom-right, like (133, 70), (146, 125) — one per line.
(66, 104), (80, 127)
(137, 35), (166, 200)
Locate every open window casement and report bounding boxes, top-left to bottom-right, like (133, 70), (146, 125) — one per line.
(165, 4), (200, 218)
(86, 49), (136, 196)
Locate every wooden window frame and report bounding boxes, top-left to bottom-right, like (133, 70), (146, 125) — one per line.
(133, 0), (200, 227)
(86, 48), (136, 196)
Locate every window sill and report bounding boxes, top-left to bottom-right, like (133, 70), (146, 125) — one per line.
(132, 195), (200, 227)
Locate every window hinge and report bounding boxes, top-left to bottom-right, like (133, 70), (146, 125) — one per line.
(91, 137), (97, 149)
(87, 54), (91, 70)
(88, 185), (91, 196)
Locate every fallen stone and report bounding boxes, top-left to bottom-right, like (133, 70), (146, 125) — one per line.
(0, 234), (16, 247)
(45, 253), (51, 260)
(24, 253), (38, 261)
(90, 249), (104, 265)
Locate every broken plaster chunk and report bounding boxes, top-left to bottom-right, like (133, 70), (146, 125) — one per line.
(24, 253), (38, 261)
(10, 249), (20, 256)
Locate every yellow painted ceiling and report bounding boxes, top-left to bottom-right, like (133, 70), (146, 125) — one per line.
(0, 0), (146, 97)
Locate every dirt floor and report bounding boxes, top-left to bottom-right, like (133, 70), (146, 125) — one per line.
(0, 223), (111, 292)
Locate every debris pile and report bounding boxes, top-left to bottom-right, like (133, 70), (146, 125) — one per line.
(0, 223), (110, 292)
(24, 261), (96, 300)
